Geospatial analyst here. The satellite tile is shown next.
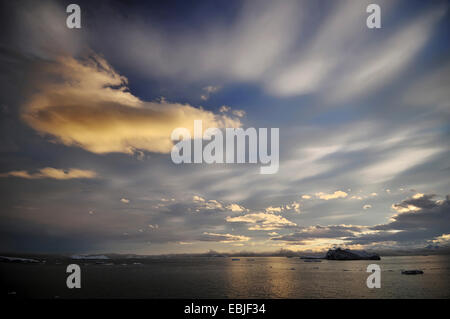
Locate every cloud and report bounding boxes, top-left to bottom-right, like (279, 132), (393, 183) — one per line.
(218, 105), (246, 118)
(272, 194), (450, 249)
(431, 234), (450, 246)
(231, 110), (246, 118)
(191, 196), (247, 213)
(192, 198), (223, 211)
(0, 167), (97, 179)
(226, 203), (246, 212)
(347, 194), (450, 246)
(178, 241), (193, 245)
(315, 190), (348, 200)
(22, 55), (241, 155)
(219, 105), (231, 113)
(391, 203), (420, 213)
(202, 200), (223, 210)
(200, 85), (221, 100)
(390, 193), (437, 213)
(103, 0), (302, 83)
(265, 206), (282, 213)
(325, 6), (446, 103)
(10, 0), (447, 105)
(8, 0), (85, 59)
(266, 1), (446, 100)
(199, 232), (250, 243)
(402, 61), (450, 113)
(226, 212), (296, 230)
(192, 195), (205, 202)
(272, 225), (365, 242)
(203, 86), (220, 94)
(359, 147), (441, 183)
(287, 202), (301, 213)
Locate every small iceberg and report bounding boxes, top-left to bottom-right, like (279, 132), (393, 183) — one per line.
(401, 270), (424, 275)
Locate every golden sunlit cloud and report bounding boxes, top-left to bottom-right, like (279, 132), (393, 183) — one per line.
(120, 198), (130, 204)
(0, 167), (97, 179)
(226, 203), (246, 212)
(22, 55), (241, 155)
(226, 212), (296, 230)
(431, 234), (450, 245)
(391, 203), (421, 213)
(201, 232), (250, 243)
(315, 190), (348, 200)
(265, 206), (282, 213)
(178, 241), (193, 245)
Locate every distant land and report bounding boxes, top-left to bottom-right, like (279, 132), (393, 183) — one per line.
(1, 246), (449, 262)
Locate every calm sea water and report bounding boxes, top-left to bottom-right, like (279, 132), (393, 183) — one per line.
(1, 255), (449, 298)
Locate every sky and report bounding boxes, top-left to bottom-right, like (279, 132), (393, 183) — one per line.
(0, 0), (449, 255)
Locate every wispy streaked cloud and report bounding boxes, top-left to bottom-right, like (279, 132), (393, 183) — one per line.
(226, 212), (296, 231)
(199, 232), (250, 243)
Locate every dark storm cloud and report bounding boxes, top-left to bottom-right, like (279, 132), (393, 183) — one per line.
(387, 194), (440, 216)
(346, 194), (450, 245)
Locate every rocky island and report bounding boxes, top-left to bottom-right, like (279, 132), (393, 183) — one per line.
(325, 248), (380, 260)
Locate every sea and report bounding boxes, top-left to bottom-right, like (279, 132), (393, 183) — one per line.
(1, 255), (449, 298)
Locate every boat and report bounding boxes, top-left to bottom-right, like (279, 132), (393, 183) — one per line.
(231, 258), (240, 261)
